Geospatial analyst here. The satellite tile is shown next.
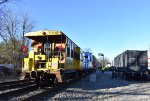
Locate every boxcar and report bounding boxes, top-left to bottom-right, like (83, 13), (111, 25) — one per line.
(114, 50), (148, 78)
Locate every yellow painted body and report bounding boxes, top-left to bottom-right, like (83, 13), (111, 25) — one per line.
(23, 49), (82, 73)
(73, 47), (80, 69)
(23, 52), (59, 72)
(23, 58), (33, 72)
(35, 55), (46, 61)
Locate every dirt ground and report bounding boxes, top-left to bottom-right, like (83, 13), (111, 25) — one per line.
(92, 71), (150, 101)
(45, 71), (150, 101)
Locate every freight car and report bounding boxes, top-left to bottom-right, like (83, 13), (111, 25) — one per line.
(114, 50), (148, 79)
(21, 30), (98, 83)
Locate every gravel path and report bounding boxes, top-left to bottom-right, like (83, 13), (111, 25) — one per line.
(41, 71), (150, 101)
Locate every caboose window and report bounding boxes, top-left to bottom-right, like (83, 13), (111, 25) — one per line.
(71, 50), (73, 58)
(44, 43), (51, 57)
(67, 39), (70, 57)
(67, 47), (70, 57)
(71, 42), (74, 58)
(77, 53), (79, 59)
(70, 41), (72, 57)
(67, 39), (70, 48)
(80, 53), (83, 61)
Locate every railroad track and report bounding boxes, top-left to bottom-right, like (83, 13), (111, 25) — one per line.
(0, 79), (32, 86)
(0, 79), (37, 100)
(21, 77), (85, 101)
(0, 79), (35, 91)
(0, 75), (86, 101)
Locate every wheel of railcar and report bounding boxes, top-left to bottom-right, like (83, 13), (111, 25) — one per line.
(75, 72), (78, 79)
(60, 69), (67, 82)
(45, 73), (51, 81)
(53, 77), (58, 84)
(143, 74), (149, 80)
(123, 72), (126, 79)
(20, 72), (26, 80)
(31, 71), (36, 78)
(51, 75), (58, 84)
(25, 73), (31, 79)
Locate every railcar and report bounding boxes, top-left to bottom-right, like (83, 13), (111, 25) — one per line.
(114, 50), (148, 79)
(21, 30), (96, 83)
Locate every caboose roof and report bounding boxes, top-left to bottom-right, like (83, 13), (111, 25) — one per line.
(25, 30), (62, 36)
(24, 30), (80, 48)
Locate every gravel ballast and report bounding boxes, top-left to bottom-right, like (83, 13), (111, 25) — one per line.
(40, 71), (150, 101)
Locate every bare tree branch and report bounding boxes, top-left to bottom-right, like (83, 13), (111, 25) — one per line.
(0, 9), (34, 65)
(0, 0), (15, 5)
(21, 13), (34, 48)
(0, 0), (8, 5)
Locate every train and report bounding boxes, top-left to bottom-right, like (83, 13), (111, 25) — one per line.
(21, 30), (99, 83)
(113, 50), (149, 79)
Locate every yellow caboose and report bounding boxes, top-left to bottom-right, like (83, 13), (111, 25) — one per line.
(22, 30), (87, 83)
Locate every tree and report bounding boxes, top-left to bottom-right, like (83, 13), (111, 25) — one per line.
(0, 0), (11, 5)
(0, 0), (17, 5)
(98, 56), (110, 68)
(0, 9), (34, 67)
(21, 13), (34, 49)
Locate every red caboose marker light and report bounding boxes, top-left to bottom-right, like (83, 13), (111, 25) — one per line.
(58, 45), (62, 51)
(21, 45), (27, 53)
(42, 31), (46, 35)
(38, 46), (42, 49)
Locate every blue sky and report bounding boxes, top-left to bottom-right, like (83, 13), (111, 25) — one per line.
(10, 0), (150, 61)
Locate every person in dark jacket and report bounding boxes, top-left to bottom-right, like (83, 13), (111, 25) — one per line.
(112, 68), (117, 79)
